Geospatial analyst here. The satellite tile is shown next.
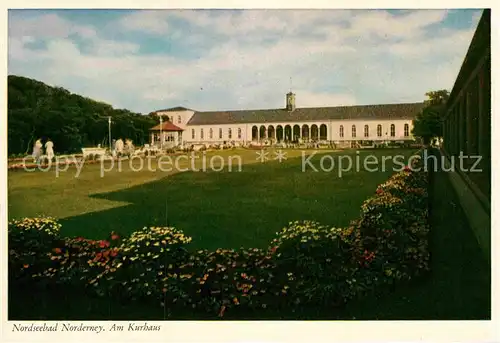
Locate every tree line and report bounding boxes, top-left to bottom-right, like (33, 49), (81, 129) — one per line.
(8, 75), (159, 155)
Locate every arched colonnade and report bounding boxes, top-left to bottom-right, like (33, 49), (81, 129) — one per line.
(251, 124), (328, 142)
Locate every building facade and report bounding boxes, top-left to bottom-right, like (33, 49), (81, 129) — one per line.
(441, 9), (490, 262)
(150, 93), (424, 147)
(443, 9), (490, 196)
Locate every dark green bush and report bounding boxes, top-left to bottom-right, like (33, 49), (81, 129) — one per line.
(269, 221), (361, 306)
(8, 217), (62, 284)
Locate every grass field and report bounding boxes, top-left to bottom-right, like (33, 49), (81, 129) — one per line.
(8, 148), (417, 250)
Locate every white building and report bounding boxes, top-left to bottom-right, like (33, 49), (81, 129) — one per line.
(150, 93), (424, 148)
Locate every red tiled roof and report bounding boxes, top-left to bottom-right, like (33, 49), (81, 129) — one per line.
(149, 121), (184, 131)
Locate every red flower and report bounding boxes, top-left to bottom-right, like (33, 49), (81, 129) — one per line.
(110, 249), (118, 257)
(53, 248), (62, 254)
(99, 240), (110, 248)
(376, 188), (383, 194)
(111, 233), (120, 240)
(270, 246), (278, 253)
(93, 252), (103, 261)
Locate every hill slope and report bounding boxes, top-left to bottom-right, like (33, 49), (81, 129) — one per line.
(8, 75), (157, 155)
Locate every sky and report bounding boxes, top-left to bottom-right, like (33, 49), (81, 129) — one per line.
(8, 9), (483, 114)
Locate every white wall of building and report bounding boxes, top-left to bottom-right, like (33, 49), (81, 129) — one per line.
(329, 119), (414, 141)
(155, 110), (195, 130)
(184, 123), (250, 144)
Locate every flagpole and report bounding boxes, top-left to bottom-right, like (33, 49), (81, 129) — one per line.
(108, 116), (112, 153)
(160, 116), (163, 150)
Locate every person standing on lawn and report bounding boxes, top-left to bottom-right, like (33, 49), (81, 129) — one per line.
(115, 138), (124, 157)
(45, 138), (54, 162)
(32, 138), (43, 163)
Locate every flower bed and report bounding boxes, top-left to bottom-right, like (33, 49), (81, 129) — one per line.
(8, 155), (429, 318)
(7, 152), (207, 171)
(7, 156), (121, 171)
(8, 154), (84, 163)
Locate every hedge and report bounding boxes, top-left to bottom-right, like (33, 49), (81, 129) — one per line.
(8, 156), (429, 318)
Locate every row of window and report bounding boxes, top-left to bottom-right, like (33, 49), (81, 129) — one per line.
(192, 128), (242, 140)
(189, 124), (410, 140)
(339, 124), (410, 138)
(153, 133), (176, 142)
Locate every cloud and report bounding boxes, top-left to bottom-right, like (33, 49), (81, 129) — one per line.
(9, 12), (97, 40)
(89, 39), (140, 56)
(382, 27), (475, 58)
(347, 10), (449, 40)
(296, 91), (356, 107)
(7, 9), (482, 113)
(117, 10), (170, 34)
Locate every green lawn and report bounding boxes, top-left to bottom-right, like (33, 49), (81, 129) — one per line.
(8, 148), (416, 250)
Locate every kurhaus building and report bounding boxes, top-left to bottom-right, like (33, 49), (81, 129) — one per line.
(149, 92), (425, 148)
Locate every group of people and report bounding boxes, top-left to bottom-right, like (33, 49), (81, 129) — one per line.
(32, 138), (55, 163)
(112, 138), (134, 157)
(31, 137), (137, 162)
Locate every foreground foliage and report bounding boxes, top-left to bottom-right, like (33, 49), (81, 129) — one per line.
(8, 158), (429, 318)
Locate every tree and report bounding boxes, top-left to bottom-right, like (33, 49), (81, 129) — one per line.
(424, 89), (450, 106)
(412, 90), (449, 144)
(7, 75), (158, 155)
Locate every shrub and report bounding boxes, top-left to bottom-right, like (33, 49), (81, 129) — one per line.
(157, 247), (277, 317)
(8, 217), (62, 283)
(32, 233), (123, 287)
(90, 226), (192, 300)
(269, 221), (360, 307)
(355, 161), (430, 290)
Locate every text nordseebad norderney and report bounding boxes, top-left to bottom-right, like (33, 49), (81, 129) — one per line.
(12, 322), (162, 333)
